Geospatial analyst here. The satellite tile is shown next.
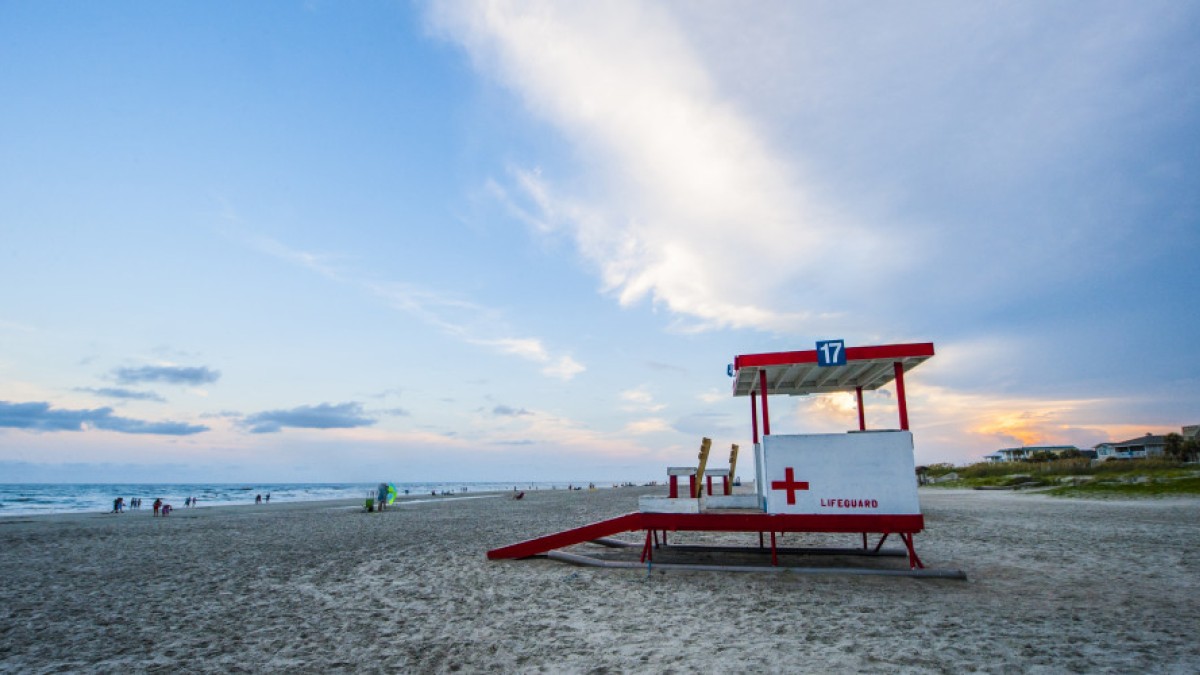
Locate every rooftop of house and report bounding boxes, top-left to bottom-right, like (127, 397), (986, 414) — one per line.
(1111, 434), (1167, 447)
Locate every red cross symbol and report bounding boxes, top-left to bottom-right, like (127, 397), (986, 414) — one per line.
(770, 467), (809, 505)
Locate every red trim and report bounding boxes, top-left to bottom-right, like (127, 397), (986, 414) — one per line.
(894, 361), (909, 431)
(734, 342), (934, 370)
(856, 386), (865, 431)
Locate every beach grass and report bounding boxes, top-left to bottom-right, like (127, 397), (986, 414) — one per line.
(923, 458), (1200, 496)
(1043, 474), (1200, 498)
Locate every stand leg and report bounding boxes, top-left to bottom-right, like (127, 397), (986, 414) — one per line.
(900, 533), (925, 569)
(873, 532), (890, 553)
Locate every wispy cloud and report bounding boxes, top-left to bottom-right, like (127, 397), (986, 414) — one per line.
(77, 387), (166, 403)
(469, 337), (585, 381)
(248, 233), (586, 381)
(240, 402), (376, 434)
(113, 365), (221, 386)
(244, 233), (346, 281)
(0, 401), (208, 436)
(493, 404), (532, 417)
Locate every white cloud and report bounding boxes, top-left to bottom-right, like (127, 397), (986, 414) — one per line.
(428, 2), (878, 332)
(542, 355), (586, 381)
(620, 385), (666, 413)
(625, 417), (672, 435)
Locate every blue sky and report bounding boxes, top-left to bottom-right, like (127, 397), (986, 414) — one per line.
(2, 1), (1197, 483)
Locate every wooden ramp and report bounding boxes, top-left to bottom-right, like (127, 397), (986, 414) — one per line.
(489, 512), (926, 563)
(487, 513), (644, 560)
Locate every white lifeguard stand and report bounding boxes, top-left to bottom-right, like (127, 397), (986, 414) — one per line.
(488, 341), (962, 578)
(732, 341), (932, 520)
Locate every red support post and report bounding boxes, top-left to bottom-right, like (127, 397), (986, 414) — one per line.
(856, 386), (866, 431)
(894, 362), (909, 431)
(750, 391), (759, 443)
(669, 475), (678, 499)
(759, 369), (771, 436)
(706, 475), (713, 496)
(900, 533), (925, 569)
(723, 475), (731, 496)
(688, 475), (696, 499)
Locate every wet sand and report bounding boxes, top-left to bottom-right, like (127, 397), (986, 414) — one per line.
(0, 487), (1196, 673)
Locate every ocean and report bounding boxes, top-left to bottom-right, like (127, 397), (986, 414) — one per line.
(0, 481), (600, 516)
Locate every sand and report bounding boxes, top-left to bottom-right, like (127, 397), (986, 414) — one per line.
(0, 487), (1197, 673)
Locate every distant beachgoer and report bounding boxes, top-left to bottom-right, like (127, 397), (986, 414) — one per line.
(192, 496), (198, 507)
(153, 498), (162, 516)
(161, 504), (172, 516)
(255, 494), (262, 505)
(112, 497), (121, 513)
(376, 483), (388, 511)
(265, 493), (270, 503)
(184, 497), (191, 508)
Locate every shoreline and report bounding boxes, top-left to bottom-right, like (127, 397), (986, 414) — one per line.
(0, 491), (518, 524)
(0, 482), (635, 518)
(6, 484), (1198, 523)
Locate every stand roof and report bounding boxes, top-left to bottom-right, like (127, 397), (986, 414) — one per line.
(731, 342), (934, 397)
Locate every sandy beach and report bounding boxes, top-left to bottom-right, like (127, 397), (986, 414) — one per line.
(0, 487), (1197, 673)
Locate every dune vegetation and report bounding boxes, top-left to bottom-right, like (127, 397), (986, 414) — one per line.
(918, 458), (1200, 497)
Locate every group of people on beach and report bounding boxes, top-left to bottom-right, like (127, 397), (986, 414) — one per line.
(110, 496), (200, 515)
(254, 493), (270, 504)
(111, 497), (151, 512)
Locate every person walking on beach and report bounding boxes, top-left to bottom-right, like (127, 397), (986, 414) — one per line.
(376, 483), (389, 512)
(265, 493), (270, 503)
(153, 498), (162, 516)
(255, 494), (262, 505)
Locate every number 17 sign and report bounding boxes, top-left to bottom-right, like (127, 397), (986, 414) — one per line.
(816, 339), (846, 367)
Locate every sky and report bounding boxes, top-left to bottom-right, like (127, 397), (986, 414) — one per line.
(1, 1), (1197, 483)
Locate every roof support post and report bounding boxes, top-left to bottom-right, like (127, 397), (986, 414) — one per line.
(759, 369), (771, 436)
(856, 386), (866, 431)
(893, 361), (909, 431)
(750, 389), (759, 444)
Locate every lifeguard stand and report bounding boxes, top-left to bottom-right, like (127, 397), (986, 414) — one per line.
(487, 341), (963, 578)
